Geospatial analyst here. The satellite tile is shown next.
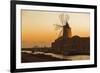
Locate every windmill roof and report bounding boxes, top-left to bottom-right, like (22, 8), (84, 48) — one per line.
(64, 22), (70, 28)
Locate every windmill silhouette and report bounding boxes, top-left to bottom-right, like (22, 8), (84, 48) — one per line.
(54, 13), (71, 40)
(51, 13), (90, 55)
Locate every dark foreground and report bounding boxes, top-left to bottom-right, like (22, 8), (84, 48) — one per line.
(21, 52), (69, 63)
(21, 47), (90, 63)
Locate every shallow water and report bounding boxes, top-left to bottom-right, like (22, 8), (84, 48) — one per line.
(22, 51), (90, 60)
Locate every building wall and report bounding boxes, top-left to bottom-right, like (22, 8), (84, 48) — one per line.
(51, 37), (90, 55)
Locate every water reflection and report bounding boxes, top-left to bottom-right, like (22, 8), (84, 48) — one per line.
(22, 51), (90, 60)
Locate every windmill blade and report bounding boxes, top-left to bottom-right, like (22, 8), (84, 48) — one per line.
(62, 14), (70, 25)
(59, 13), (70, 25)
(54, 24), (63, 27)
(53, 24), (63, 30)
(65, 14), (70, 22)
(59, 14), (64, 25)
(58, 29), (63, 37)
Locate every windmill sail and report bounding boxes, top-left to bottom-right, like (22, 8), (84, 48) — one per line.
(53, 13), (70, 38)
(59, 13), (69, 25)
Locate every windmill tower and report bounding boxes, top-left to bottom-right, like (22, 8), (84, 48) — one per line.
(54, 13), (72, 40)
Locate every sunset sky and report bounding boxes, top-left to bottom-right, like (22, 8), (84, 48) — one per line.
(21, 10), (90, 48)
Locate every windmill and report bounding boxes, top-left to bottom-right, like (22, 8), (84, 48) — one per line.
(54, 13), (71, 39)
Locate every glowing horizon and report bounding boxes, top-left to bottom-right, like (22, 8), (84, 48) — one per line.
(21, 10), (90, 48)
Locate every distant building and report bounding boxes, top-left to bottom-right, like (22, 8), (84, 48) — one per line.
(51, 22), (90, 55)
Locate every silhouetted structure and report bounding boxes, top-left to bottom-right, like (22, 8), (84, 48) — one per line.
(52, 21), (90, 55)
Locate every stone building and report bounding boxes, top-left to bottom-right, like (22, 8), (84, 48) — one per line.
(51, 21), (90, 55)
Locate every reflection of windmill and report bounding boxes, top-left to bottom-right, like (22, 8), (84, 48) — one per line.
(54, 13), (72, 40)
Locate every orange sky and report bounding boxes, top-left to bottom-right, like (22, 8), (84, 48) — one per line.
(21, 10), (90, 48)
